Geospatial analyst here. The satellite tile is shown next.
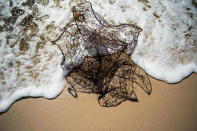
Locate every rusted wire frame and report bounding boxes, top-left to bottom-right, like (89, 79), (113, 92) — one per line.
(53, 1), (142, 56)
(53, 2), (151, 107)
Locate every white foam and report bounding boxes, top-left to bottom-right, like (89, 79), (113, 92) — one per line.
(0, 0), (197, 112)
(0, 0), (69, 112)
(0, 67), (65, 112)
(90, 0), (197, 83)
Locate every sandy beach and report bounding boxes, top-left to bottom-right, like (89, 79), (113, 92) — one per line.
(0, 73), (197, 131)
(0, 0), (197, 131)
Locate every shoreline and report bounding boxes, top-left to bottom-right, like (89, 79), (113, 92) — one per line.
(0, 73), (197, 131)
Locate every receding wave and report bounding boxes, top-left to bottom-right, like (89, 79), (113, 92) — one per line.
(0, 0), (196, 112)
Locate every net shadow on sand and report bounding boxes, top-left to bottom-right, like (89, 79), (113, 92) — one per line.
(52, 1), (152, 107)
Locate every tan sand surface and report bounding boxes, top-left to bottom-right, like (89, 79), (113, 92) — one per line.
(0, 74), (197, 131)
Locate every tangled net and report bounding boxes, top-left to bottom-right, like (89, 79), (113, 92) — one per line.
(53, 2), (152, 107)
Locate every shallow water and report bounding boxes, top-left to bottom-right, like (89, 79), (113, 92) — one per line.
(0, 0), (197, 112)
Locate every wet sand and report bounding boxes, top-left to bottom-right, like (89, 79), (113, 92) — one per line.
(0, 73), (197, 131)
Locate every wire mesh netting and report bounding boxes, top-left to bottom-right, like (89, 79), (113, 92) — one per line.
(52, 1), (152, 107)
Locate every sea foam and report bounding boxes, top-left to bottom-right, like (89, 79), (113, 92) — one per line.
(0, 0), (197, 112)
